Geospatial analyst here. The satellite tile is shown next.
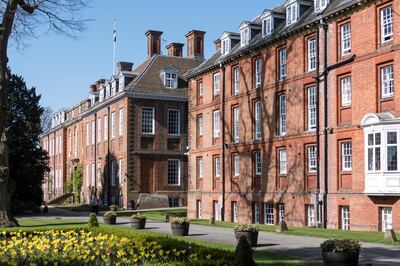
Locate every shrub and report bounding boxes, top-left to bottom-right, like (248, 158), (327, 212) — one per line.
(320, 239), (361, 253)
(234, 236), (255, 266)
(88, 213), (99, 228)
(233, 224), (259, 233)
(170, 217), (189, 224)
(131, 213), (146, 220)
(104, 211), (117, 218)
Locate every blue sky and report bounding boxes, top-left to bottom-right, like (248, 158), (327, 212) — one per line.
(9, 0), (282, 111)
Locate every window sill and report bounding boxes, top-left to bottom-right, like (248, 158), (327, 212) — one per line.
(168, 135), (181, 139)
(304, 129), (316, 135)
(141, 134), (155, 138)
(168, 184), (181, 187)
(381, 96), (394, 102)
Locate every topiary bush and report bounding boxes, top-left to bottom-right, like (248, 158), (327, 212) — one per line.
(320, 239), (361, 253)
(234, 235), (255, 266)
(88, 213), (99, 228)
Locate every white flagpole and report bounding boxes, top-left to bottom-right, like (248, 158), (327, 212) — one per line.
(113, 19), (117, 75)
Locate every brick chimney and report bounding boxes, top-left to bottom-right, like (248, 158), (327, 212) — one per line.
(185, 30), (206, 59)
(213, 39), (221, 51)
(145, 30), (163, 57)
(166, 43), (184, 57)
(116, 61), (134, 72)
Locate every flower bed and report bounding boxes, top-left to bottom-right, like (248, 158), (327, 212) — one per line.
(0, 229), (234, 265)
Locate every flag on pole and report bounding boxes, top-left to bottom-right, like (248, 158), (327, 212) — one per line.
(113, 19), (117, 75)
(113, 19), (117, 42)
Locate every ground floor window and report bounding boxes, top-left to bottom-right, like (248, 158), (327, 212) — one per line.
(340, 206), (350, 230)
(264, 203), (274, 225)
(253, 202), (260, 224)
(307, 204), (315, 226)
(167, 159), (181, 186)
(381, 207), (393, 232)
(213, 200), (220, 221)
(196, 200), (202, 219)
(278, 204), (285, 222)
(169, 197), (179, 207)
(232, 201), (238, 222)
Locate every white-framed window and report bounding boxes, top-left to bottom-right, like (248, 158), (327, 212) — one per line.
(213, 201), (220, 221)
(233, 66), (240, 95)
(387, 131), (398, 171)
(286, 3), (298, 26)
(91, 121), (95, 145)
(221, 39), (230, 55)
(213, 110), (220, 138)
(341, 76), (352, 106)
(232, 201), (238, 222)
(233, 106), (239, 143)
(119, 159), (124, 185)
(97, 162), (102, 186)
(198, 80), (203, 97)
(265, 203), (274, 225)
(278, 204), (285, 222)
(307, 145), (317, 173)
(241, 27), (250, 47)
(308, 38), (316, 71)
(168, 109), (180, 136)
(86, 123), (90, 146)
(279, 148), (287, 175)
(165, 72), (178, 89)
(213, 73), (220, 96)
(381, 207), (393, 232)
(233, 154), (240, 177)
(262, 16), (273, 36)
(197, 200), (202, 219)
(308, 86), (317, 131)
(315, 0), (329, 12)
(342, 141), (352, 171)
(254, 202), (260, 224)
(168, 159), (180, 186)
(91, 163), (95, 187)
(381, 65), (394, 98)
(198, 157), (203, 178)
(307, 205), (315, 226)
(97, 118), (101, 143)
(111, 112), (116, 139)
(279, 94), (287, 136)
(111, 160), (116, 187)
(254, 151), (262, 176)
(86, 164), (90, 187)
(367, 132), (382, 172)
(381, 6), (393, 43)
(197, 115), (203, 136)
(279, 48), (287, 80)
(341, 23), (351, 56)
(119, 108), (124, 136)
(255, 58), (262, 88)
(104, 115), (108, 141)
(254, 100), (262, 140)
(214, 156), (221, 178)
(141, 107), (155, 134)
(340, 206), (350, 230)
(74, 127), (78, 157)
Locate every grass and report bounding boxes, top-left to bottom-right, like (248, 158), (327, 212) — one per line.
(1, 218), (314, 266)
(190, 219), (400, 247)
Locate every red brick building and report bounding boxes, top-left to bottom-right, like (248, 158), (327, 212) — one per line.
(186, 0), (400, 232)
(41, 30), (203, 208)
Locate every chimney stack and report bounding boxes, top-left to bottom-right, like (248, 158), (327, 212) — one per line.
(166, 43), (184, 57)
(213, 39), (221, 52)
(117, 61), (134, 72)
(146, 30), (163, 57)
(185, 30), (206, 59)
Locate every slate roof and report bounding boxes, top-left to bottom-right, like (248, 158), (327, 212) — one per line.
(185, 0), (371, 79)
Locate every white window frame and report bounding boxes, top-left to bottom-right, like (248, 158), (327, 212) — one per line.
(279, 48), (287, 80)
(111, 160), (116, 187)
(255, 58), (262, 88)
(341, 23), (351, 56)
(254, 202), (260, 224)
(86, 164), (90, 187)
(308, 86), (317, 131)
(119, 159), (124, 185)
(342, 141), (352, 172)
(341, 76), (352, 106)
(341, 206), (350, 230)
(91, 163), (95, 187)
(213, 201), (220, 221)
(279, 94), (287, 136)
(233, 66), (240, 95)
(86, 123), (90, 146)
(198, 80), (203, 97)
(119, 108), (124, 136)
(111, 112), (116, 139)
(286, 3), (298, 26)
(233, 106), (239, 143)
(315, 0), (329, 13)
(381, 6), (393, 43)
(307, 145), (317, 173)
(104, 115), (108, 141)
(215, 156), (221, 178)
(221, 39), (230, 55)
(213, 73), (220, 96)
(279, 148), (287, 175)
(91, 120), (95, 145)
(308, 38), (316, 72)
(278, 204), (285, 222)
(165, 72), (178, 89)
(254, 151), (262, 176)
(240, 27), (250, 47)
(307, 204), (315, 226)
(97, 118), (102, 143)
(232, 201), (238, 223)
(141, 107), (155, 134)
(262, 16), (273, 36)
(168, 109), (181, 136)
(197, 200), (202, 219)
(168, 159), (181, 186)
(265, 203), (274, 225)
(197, 115), (203, 136)
(366, 132), (382, 172)
(254, 100), (262, 140)
(213, 110), (220, 138)
(198, 157), (203, 178)
(381, 207), (393, 232)
(381, 65), (394, 98)
(233, 154), (240, 177)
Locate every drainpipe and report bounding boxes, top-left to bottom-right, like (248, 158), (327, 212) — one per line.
(220, 63), (226, 222)
(315, 23), (321, 227)
(107, 107), (111, 206)
(322, 21), (329, 229)
(94, 113), (97, 197)
(53, 131), (56, 199)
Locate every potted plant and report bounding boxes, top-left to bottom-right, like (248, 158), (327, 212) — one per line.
(109, 204), (118, 212)
(131, 213), (146, 229)
(170, 217), (190, 236)
(103, 211), (117, 225)
(320, 239), (361, 266)
(234, 224), (259, 247)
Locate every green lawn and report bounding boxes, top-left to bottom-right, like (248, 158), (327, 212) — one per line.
(1, 218), (314, 266)
(190, 219), (400, 247)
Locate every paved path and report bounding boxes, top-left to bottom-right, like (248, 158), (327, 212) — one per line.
(17, 208), (400, 266)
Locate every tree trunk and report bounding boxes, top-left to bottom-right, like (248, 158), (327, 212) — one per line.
(0, 0), (20, 227)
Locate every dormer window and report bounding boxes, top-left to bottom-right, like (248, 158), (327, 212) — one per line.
(240, 27), (250, 47)
(286, 3), (298, 26)
(105, 83), (111, 98)
(315, 0), (329, 13)
(262, 16), (273, 36)
(119, 76), (125, 91)
(99, 89), (104, 103)
(165, 72), (177, 89)
(111, 78), (118, 96)
(221, 39), (230, 55)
